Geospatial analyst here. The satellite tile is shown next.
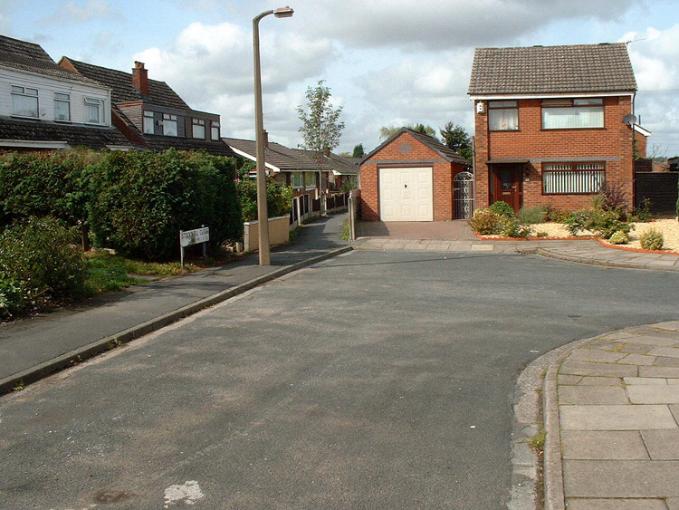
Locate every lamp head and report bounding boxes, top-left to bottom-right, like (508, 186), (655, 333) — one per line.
(274, 6), (294, 17)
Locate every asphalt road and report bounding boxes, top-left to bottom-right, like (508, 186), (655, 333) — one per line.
(2, 250), (679, 510)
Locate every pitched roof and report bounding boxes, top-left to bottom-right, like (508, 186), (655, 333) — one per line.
(62, 58), (189, 109)
(361, 128), (468, 165)
(0, 116), (133, 149)
(325, 153), (359, 175)
(468, 43), (637, 96)
(223, 137), (331, 171)
(143, 135), (235, 156)
(0, 35), (104, 87)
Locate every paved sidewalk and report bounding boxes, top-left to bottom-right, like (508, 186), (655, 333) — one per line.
(553, 321), (679, 509)
(0, 213), (347, 384)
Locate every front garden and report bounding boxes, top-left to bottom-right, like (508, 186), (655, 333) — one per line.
(469, 183), (679, 253)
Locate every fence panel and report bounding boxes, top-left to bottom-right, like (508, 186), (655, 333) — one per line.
(635, 172), (678, 214)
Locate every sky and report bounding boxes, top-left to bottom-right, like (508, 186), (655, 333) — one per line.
(1, 0), (679, 156)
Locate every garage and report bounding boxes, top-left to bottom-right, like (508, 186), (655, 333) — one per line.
(379, 167), (433, 221)
(359, 128), (468, 222)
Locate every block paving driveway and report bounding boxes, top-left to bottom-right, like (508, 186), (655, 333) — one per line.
(2, 250), (679, 509)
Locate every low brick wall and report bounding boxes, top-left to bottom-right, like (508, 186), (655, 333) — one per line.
(243, 215), (290, 253)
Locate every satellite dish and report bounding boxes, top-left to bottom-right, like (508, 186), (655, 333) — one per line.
(623, 113), (638, 126)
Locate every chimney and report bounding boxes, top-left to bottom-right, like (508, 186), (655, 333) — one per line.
(262, 129), (269, 147)
(132, 61), (149, 96)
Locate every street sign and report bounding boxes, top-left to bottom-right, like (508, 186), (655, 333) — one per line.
(179, 226), (209, 268)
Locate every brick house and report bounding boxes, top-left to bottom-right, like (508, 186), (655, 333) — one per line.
(469, 43), (649, 213)
(59, 58), (233, 156)
(359, 128), (468, 221)
(0, 35), (132, 152)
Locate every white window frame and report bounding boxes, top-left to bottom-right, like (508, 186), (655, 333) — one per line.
(84, 97), (105, 125)
(488, 100), (519, 131)
(163, 113), (178, 137)
(210, 121), (220, 141)
(54, 92), (70, 122)
(192, 118), (205, 139)
(11, 85), (39, 119)
(143, 110), (155, 134)
(304, 172), (316, 190)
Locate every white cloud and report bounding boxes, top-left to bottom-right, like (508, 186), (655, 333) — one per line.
(133, 21), (336, 146)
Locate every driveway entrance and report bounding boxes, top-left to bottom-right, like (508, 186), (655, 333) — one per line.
(357, 220), (475, 240)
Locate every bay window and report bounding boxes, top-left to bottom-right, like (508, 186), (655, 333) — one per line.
(543, 162), (605, 194)
(163, 113), (178, 136)
(488, 100), (519, 131)
(542, 98), (604, 129)
(143, 111), (155, 134)
(11, 85), (39, 118)
(54, 93), (70, 122)
(192, 118), (205, 139)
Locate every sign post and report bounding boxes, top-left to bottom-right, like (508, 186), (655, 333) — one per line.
(179, 226), (210, 269)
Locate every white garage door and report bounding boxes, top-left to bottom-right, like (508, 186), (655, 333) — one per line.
(379, 167), (433, 221)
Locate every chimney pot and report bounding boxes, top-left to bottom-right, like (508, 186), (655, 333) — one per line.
(132, 61), (149, 96)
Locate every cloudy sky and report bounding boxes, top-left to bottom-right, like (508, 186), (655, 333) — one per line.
(2, 0), (679, 155)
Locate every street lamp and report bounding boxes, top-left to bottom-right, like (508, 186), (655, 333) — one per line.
(252, 6), (294, 266)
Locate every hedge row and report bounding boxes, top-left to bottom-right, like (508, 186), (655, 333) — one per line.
(0, 149), (243, 260)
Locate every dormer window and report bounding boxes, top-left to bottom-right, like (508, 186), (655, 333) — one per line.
(163, 113), (178, 136)
(488, 100), (519, 131)
(211, 121), (220, 141)
(84, 97), (104, 124)
(54, 93), (70, 122)
(143, 111), (155, 134)
(192, 118), (205, 139)
(11, 85), (39, 118)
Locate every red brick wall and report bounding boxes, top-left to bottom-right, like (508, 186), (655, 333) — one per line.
(474, 96), (635, 211)
(359, 132), (464, 221)
(635, 131), (648, 159)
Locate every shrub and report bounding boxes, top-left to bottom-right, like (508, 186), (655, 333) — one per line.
(564, 209), (631, 239)
(544, 206), (570, 223)
(87, 150), (241, 260)
(640, 229), (664, 251)
(595, 182), (628, 216)
(469, 208), (502, 235)
(608, 230), (629, 245)
(0, 217), (86, 319)
(489, 201), (515, 218)
(517, 206), (548, 225)
(564, 210), (592, 236)
(630, 198), (653, 223)
(238, 178), (293, 222)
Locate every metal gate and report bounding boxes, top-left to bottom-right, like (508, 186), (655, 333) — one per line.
(454, 171), (474, 219)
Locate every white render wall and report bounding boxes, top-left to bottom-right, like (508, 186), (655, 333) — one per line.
(0, 66), (111, 126)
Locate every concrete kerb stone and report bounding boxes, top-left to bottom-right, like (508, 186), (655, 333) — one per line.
(0, 246), (353, 397)
(535, 247), (679, 273)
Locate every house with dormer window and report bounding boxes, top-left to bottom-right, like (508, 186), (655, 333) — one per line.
(0, 35), (132, 151)
(59, 58), (233, 156)
(468, 42), (649, 213)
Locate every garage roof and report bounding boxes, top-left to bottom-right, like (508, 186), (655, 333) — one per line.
(361, 128), (468, 165)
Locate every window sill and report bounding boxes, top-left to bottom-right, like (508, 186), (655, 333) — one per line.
(11, 114), (40, 120)
(540, 128), (606, 132)
(489, 129), (521, 133)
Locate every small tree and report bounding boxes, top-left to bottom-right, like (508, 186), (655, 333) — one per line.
(297, 80), (345, 160)
(352, 144), (365, 158)
(440, 122), (473, 162)
(379, 124), (437, 140)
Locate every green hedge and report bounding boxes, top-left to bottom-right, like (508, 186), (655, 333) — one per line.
(238, 179), (293, 222)
(88, 150), (241, 260)
(0, 217), (86, 319)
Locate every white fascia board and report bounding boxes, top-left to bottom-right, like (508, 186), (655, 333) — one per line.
(228, 146), (280, 173)
(633, 124), (652, 137)
(106, 144), (134, 151)
(470, 91), (635, 101)
(0, 139), (69, 149)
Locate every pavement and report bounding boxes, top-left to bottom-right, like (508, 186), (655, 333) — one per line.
(2, 249), (679, 509)
(550, 321), (679, 510)
(0, 213), (347, 385)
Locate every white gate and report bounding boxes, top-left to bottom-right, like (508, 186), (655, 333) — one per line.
(454, 171), (474, 219)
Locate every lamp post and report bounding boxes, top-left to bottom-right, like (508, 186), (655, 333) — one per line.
(253, 6), (294, 266)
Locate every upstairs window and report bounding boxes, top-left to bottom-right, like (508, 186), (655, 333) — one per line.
(192, 118), (205, 139)
(488, 100), (519, 131)
(54, 93), (70, 122)
(542, 98), (604, 130)
(211, 121), (220, 141)
(291, 172), (304, 189)
(163, 113), (178, 136)
(143, 111), (155, 134)
(84, 97), (104, 124)
(11, 85), (39, 118)
(543, 162), (605, 194)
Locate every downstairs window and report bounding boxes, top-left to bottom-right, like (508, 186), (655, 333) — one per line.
(542, 162), (605, 194)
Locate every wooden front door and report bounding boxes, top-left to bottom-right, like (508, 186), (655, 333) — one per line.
(491, 166), (523, 213)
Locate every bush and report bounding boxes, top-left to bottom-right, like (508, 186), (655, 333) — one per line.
(0, 217), (86, 319)
(517, 206), (548, 225)
(87, 150), (241, 260)
(595, 182), (628, 216)
(564, 209), (631, 239)
(608, 230), (629, 245)
(238, 178), (293, 222)
(469, 208), (502, 235)
(630, 198), (653, 223)
(489, 201), (515, 218)
(498, 216), (532, 238)
(544, 206), (571, 223)
(640, 229), (664, 251)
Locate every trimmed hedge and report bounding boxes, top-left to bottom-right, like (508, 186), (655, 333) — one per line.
(88, 150), (241, 260)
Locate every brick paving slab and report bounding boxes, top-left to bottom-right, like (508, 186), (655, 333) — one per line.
(549, 322), (679, 509)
